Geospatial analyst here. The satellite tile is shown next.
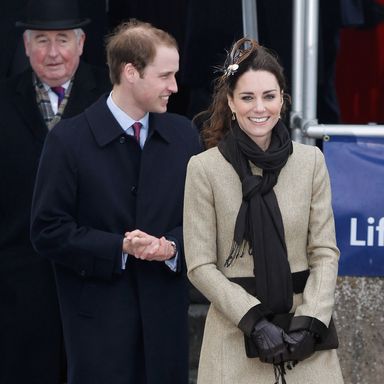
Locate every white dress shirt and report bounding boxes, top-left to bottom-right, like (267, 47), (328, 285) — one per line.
(44, 80), (71, 114)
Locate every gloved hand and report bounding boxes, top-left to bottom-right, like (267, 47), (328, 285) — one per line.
(284, 329), (316, 362)
(251, 318), (290, 364)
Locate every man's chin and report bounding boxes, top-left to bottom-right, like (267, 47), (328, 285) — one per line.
(42, 75), (70, 87)
(153, 105), (168, 114)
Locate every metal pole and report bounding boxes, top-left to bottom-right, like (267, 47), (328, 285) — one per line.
(289, 0), (384, 143)
(290, 0), (306, 142)
(242, 0), (258, 40)
(302, 0), (319, 145)
(306, 124), (384, 138)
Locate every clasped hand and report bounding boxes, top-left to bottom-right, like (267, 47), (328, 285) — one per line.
(123, 229), (175, 261)
(251, 319), (315, 364)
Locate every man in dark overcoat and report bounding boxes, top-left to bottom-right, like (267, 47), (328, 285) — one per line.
(31, 19), (201, 384)
(0, 0), (110, 382)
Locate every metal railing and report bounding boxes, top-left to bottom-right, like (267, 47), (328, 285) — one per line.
(242, 0), (384, 141)
(292, 0), (384, 141)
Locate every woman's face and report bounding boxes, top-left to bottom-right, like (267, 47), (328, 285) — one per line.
(228, 69), (283, 150)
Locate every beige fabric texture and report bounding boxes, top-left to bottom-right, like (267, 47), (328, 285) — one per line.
(184, 142), (344, 384)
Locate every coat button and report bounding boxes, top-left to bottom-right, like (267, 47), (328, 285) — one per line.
(119, 136), (126, 144)
(131, 186), (137, 195)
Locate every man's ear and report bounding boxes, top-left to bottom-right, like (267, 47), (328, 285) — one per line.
(77, 33), (85, 56)
(122, 63), (138, 83)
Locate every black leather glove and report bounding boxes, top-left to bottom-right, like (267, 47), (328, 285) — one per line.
(251, 318), (289, 364)
(284, 329), (316, 362)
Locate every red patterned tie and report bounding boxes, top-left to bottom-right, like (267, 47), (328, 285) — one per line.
(132, 121), (142, 143)
(51, 86), (65, 106)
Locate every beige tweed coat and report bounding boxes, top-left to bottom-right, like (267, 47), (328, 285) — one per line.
(183, 142), (344, 384)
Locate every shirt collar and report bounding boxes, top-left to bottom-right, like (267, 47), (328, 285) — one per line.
(42, 80), (71, 92)
(106, 92), (149, 147)
(106, 91), (149, 132)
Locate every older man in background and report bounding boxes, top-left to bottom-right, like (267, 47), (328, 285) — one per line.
(0, 0), (110, 383)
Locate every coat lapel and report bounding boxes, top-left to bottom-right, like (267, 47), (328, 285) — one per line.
(13, 69), (47, 143)
(85, 95), (126, 147)
(147, 113), (172, 144)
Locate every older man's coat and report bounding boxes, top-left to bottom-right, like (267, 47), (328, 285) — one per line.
(0, 62), (110, 384)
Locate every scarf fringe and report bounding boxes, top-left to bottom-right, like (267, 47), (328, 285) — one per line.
(272, 361), (298, 384)
(224, 241), (246, 267)
(273, 363), (287, 384)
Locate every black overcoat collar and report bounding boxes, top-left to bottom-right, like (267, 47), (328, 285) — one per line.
(85, 96), (174, 147)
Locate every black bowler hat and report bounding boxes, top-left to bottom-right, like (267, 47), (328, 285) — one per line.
(16, 0), (90, 30)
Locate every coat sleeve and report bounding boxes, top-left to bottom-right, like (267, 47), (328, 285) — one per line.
(30, 126), (123, 280)
(290, 147), (340, 338)
(184, 155), (266, 335)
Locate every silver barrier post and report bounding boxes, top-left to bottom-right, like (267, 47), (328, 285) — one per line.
(242, 0), (258, 40)
(306, 124), (384, 138)
(302, 0), (319, 145)
(294, 0), (384, 140)
(291, 0), (306, 143)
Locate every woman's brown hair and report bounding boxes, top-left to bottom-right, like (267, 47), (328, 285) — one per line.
(199, 38), (289, 149)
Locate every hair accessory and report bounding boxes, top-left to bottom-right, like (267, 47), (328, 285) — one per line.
(221, 38), (259, 79)
(225, 64), (239, 77)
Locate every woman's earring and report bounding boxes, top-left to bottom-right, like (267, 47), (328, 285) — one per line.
(231, 111), (236, 121)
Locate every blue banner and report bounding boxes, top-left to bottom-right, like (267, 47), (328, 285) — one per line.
(323, 136), (384, 276)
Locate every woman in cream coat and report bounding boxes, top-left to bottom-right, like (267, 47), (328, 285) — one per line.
(184, 38), (344, 384)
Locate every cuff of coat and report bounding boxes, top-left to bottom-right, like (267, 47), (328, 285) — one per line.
(288, 315), (328, 340)
(238, 304), (272, 337)
(76, 235), (124, 280)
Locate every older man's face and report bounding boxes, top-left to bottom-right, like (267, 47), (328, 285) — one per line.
(24, 29), (84, 87)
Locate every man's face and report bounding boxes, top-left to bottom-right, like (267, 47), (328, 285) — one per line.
(24, 29), (85, 87)
(131, 45), (179, 117)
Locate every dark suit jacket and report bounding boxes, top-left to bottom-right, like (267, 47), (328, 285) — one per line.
(31, 95), (202, 384)
(0, 61), (110, 384)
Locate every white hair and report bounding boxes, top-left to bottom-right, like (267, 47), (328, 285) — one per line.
(24, 28), (84, 42)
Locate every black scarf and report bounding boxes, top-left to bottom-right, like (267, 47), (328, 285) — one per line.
(218, 119), (293, 314)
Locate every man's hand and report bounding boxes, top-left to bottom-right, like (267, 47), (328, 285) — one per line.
(123, 229), (176, 261)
